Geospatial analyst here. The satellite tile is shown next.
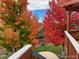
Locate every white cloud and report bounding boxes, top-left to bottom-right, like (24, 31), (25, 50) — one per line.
(27, 0), (51, 10)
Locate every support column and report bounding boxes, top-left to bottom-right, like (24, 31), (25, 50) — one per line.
(64, 11), (71, 59)
(66, 11), (71, 31)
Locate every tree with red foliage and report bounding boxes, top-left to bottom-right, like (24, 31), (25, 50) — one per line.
(43, 1), (66, 45)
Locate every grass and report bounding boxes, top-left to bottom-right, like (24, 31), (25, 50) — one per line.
(33, 43), (64, 55)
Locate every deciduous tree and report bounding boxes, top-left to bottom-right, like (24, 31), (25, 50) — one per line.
(43, 1), (66, 45)
(0, 0), (39, 51)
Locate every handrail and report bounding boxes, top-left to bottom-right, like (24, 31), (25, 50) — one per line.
(65, 31), (79, 54)
(69, 29), (79, 32)
(56, 0), (79, 7)
(8, 44), (32, 59)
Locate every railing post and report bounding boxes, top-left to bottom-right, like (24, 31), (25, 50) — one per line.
(66, 11), (71, 31)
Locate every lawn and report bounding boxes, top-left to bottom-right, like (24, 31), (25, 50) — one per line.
(33, 43), (64, 55)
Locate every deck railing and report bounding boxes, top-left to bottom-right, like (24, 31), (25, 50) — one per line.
(56, 0), (79, 6)
(8, 44), (46, 59)
(56, 0), (70, 4)
(8, 44), (32, 59)
(65, 31), (79, 59)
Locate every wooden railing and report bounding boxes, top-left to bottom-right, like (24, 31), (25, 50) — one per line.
(8, 44), (46, 59)
(56, 0), (70, 4)
(56, 0), (79, 7)
(65, 31), (79, 59)
(8, 44), (32, 59)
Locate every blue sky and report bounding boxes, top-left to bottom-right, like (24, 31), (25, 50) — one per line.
(27, 0), (51, 23)
(32, 9), (47, 23)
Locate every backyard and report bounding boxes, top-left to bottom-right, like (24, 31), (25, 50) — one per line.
(0, 0), (79, 59)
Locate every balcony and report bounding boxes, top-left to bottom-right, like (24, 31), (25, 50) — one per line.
(65, 30), (79, 59)
(56, 0), (79, 11)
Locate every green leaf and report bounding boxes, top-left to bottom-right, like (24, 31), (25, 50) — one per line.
(2, 44), (13, 52)
(0, 27), (4, 32)
(0, 37), (4, 40)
